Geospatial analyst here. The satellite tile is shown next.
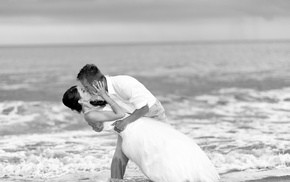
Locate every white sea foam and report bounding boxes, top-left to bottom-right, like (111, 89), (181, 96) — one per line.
(167, 87), (290, 174)
(0, 101), (90, 141)
(1, 41), (290, 181)
(1, 87), (290, 179)
(0, 101), (38, 125)
(0, 83), (33, 90)
(0, 131), (140, 178)
(1, 87), (290, 178)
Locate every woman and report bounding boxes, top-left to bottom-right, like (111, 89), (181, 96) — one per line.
(62, 81), (220, 182)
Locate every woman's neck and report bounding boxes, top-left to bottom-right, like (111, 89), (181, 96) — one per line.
(82, 104), (93, 114)
(82, 104), (104, 114)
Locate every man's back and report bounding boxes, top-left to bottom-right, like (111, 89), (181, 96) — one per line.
(106, 75), (157, 113)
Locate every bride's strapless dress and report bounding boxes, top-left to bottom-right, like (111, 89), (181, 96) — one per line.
(102, 106), (220, 182)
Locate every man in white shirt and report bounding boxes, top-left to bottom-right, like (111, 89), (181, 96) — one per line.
(77, 64), (167, 179)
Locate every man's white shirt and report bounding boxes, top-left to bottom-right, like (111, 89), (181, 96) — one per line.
(106, 75), (157, 114)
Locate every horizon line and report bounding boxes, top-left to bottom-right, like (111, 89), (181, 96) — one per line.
(1, 39), (290, 48)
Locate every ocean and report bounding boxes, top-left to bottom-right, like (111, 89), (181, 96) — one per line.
(1, 41), (290, 181)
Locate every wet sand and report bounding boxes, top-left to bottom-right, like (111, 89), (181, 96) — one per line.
(1, 169), (290, 182)
(220, 169), (290, 182)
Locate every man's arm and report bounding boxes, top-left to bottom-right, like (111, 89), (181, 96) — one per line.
(112, 76), (152, 132)
(113, 104), (149, 133)
(124, 104), (149, 123)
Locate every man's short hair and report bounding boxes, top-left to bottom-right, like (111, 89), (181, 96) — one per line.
(77, 64), (104, 83)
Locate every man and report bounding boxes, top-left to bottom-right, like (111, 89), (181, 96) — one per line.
(77, 64), (167, 179)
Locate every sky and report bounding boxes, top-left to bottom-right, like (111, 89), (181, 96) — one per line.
(1, 0), (290, 45)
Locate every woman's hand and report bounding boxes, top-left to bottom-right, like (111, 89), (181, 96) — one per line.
(88, 121), (104, 132)
(93, 81), (107, 97)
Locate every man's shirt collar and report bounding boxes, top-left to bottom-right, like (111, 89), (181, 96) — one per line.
(105, 75), (116, 95)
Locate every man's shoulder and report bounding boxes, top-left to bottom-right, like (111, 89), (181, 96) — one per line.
(110, 75), (139, 82)
(111, 75), (134, 79)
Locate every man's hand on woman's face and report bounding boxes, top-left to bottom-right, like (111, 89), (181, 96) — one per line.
(92, 81), (107, 97)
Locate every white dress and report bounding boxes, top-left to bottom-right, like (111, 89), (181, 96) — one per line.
(101, 106), (220, 182)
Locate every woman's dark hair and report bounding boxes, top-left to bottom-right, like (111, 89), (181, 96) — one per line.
(62, 85), (107, 113)
(62, 86), (82, 113)
(90, 100), (107, 106)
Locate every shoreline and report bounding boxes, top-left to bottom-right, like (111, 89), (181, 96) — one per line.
(1, 169), (290, 182)
(220, 169), (290, 182)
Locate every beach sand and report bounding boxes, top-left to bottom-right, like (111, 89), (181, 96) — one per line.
(221, 169), (290, 182)
(1, 169), (290, 182)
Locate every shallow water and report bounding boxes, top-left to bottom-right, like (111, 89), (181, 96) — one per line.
(1, 41), (290, 180)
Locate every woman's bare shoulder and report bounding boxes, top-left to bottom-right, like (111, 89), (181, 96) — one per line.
(84, 111), (102, 123)
(84, 109), (119, 123)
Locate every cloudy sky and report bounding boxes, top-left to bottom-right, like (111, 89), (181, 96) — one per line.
(1, 0), (290, 45)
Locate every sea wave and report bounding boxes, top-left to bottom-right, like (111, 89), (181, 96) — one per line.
(0, 131), (118, 178)
(167, 87), (290, 174)
(1, 87), (290, 179)
(0, 101), (86, 136)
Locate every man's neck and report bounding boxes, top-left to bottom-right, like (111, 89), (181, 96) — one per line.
(103, 77), (108, 92)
